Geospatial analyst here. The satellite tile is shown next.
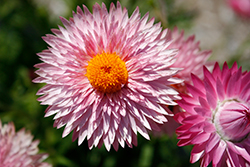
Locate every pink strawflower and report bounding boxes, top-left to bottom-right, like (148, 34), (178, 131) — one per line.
(169, 27), (212, 93)
(175, 62), (250, 166)
(227, 0), (250, 18)
(154, 28), (212, 136)
(33, 2), (181, 151)
(0, 120), (51, 167)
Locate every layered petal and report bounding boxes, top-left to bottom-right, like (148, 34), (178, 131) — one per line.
(176, 62), (250, 166)
(0, 120), (51, 167)
(34, 2), (181, 151)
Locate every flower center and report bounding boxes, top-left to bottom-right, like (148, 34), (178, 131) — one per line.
(214, 100), (250, 142)
(85, 52), (128, 93)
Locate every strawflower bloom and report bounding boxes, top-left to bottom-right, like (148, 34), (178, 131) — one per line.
(169, 27), (212, 94)
(0, 120), (51, 167)
(153, 28), (212, 136)
(175, 62), (250, 166)
(33, 2), (181, 151)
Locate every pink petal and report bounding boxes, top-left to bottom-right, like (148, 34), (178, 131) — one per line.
(191, 132), (210, 144)
(212, 62), (222, 79)
(212, 140), (227, 165)
(228, 142), (250, 162)
(182, 115), (205, 124)
(205, 133), (220, 153)
(191, 73), (206, 93)
(226, 68), (242, 98)
(216, 78), (225, 101)
(190, 143), (206, 163)
(226, 148), (240, 167)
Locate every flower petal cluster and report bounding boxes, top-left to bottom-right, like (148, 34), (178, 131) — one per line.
(175, 62), (250, 166)
(153, 28), (212, 136)
(169, 27), (212, 93)
(0, 120), (51, 167)
(33, 2), (181, 151)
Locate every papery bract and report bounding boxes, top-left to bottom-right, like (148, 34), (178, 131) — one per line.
(0, 120), (51, 167)
(175, 62), (250, 166)
(34, 2), (181, 151)
(154, 28), (212, 136)
(169, 27), (212, 93)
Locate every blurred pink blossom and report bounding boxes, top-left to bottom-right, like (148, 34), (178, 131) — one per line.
(169, 27), (213, 93)
(153, 28), (212, 137)
(228, 0), (250, 18)
(0, 120), (51, 167)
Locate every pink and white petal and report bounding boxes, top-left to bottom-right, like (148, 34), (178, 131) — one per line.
(212, 140), (227, 165)
(205, 133), (221, 153)
(190, 143), (206, 163)
(228, 142), (250, 163)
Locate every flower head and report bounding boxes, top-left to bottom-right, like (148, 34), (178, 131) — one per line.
(153, 28), (212, 136)
(0, 120), (51, 167)
(169, 27), (212, 93)
(33, 2), (181, 151)
(175, 62), (250, 166)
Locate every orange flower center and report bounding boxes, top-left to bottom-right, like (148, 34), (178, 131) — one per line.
(85, 52), (128, 93)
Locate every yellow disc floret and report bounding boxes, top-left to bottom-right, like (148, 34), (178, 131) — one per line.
(86, 52), (128, 93)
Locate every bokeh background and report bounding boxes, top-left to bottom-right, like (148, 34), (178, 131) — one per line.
(0, 0), (250, 166)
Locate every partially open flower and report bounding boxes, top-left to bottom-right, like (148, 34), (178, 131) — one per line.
(175, 62), (250, 166)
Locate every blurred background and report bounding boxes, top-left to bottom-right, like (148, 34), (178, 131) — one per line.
(0, 0), (249, 166)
